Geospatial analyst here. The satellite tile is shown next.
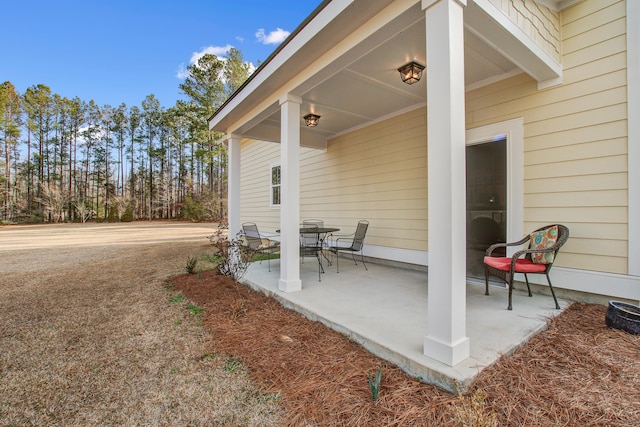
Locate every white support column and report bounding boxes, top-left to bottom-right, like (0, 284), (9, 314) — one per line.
(278, 94), (302, 292)
(227, 134), (242, 239)
(422, 0), (470, 366)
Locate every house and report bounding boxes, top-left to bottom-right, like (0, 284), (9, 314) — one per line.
(209, 0), (638, 374)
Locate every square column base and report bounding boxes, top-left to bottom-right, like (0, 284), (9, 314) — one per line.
(424, 335), (470, 366)
(279, 279), (302, 292)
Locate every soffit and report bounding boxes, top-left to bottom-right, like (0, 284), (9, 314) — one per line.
(212, 0), (525, 144)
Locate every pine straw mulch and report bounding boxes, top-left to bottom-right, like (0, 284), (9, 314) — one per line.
(171, 269), (640, 427)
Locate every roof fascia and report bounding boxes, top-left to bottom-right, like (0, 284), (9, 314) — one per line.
(208, 0), (351, 132)
(467, 0), (562, 86)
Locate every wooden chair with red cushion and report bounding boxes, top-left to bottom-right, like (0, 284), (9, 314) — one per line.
(484, 224), (569, 310)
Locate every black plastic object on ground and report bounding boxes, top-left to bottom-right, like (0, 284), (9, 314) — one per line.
(605, 300), (640, 335)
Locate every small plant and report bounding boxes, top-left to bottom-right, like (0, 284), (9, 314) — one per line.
(229, 299), (248, 321)
(200, 352), (216, 361)
(169, 293), (186, 303)
(207, 224), (251, 281)
(185, 256), (198, 274)
(187, 303), (204, 316)
(368, 368), (382, 402)
(223, 356), (243, 372)
(452, 382), (497, 427)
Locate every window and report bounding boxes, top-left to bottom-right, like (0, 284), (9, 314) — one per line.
(270, 164), (281, 207)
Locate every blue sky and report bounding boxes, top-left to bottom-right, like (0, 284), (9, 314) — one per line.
(1, 0), (323, 109)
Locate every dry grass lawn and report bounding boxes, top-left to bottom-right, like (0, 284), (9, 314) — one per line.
(0, 222), (282, 426)
(2, 222), (639, 426)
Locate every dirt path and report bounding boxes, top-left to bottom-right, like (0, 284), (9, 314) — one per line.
(0, 222), (282, 426)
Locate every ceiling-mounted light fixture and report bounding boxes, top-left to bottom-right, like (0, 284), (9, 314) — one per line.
(397, 61), (425, 84)
(304, 113), (321, 127)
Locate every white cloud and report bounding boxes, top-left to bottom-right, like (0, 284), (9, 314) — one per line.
(176, 45), (234, 79)
(189, 45), (234, 65)
(176, 64), (189, 80)
(255, 28), (290, 45)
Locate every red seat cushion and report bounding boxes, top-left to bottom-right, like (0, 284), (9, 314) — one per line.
(484, 257), (547, 273)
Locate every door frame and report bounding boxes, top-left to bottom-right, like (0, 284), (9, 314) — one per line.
(466, 118), (524, 257)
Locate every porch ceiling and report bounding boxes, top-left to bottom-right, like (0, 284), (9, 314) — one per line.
(212, 1), (522, 145)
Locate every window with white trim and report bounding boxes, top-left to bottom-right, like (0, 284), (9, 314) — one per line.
(270, 164), (281, 207)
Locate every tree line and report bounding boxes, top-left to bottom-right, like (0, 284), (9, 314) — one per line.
(0, 49), (251, 224)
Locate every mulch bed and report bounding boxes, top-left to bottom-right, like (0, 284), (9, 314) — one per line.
(172, 270), (640, 426)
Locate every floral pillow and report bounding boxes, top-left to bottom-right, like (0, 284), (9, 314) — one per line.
(529, 225), (558, 264)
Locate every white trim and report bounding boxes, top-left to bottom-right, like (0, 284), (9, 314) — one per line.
(332, 103), (426, 139)
(537, 75), (563, 90)
(534, 0), (582, 12)
(365, 246), (640, 302)
(278, 95), (302, 292)
(465, 69), (524, 92)
(466, 118), (524, 253)
(467, 0), (562, 83)
(524, 267), (640, 303)
(423, 0), (469, 367)
(364, 244), (428, 266)
(209, 1), (354, 131)
(227, 134), (242, 237)
(269, 162), (281, 209)
(628, 0), (640, 276)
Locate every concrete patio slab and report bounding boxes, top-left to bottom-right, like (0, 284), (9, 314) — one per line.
(241, 255), (568, 393)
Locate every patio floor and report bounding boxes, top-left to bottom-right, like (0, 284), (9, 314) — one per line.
(241, 254), (569, 393)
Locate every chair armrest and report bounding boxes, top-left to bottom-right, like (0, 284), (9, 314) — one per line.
(327, 232), (353, 247)
(330, 236), (354, 250)
(260, 231), (280, 238)
(485, 235), (531, 256)
(507, 245), (559, 271)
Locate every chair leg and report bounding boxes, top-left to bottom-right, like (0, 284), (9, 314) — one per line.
(508, 280), (513, 310)
(545, 272), (561, 309)
(484, 268), (490, 296)
(317, 252), (324, 281)
(524, 274), (532, 297)
(360, 251), (368, 271)
(336, 250), (340, 273)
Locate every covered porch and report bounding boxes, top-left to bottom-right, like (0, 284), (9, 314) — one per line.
(241, 255), (568, 393)
(212, 0), (566, 373)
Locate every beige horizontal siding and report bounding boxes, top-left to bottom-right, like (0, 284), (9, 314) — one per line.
(300, 108), (428, 252)
(239, 109), (429, 253)
(562, 0), (625, 40)
(238, 0), (628, 277)
(467, 0), (628, 274)
(239, 140), (281, 233)
(525, 189), (626, 208)
(525, 172), (627, 193)
(525, 120), (627, 151)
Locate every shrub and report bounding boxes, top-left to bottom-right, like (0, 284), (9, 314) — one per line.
(107, 203), (120, 222)
(208, 223), (251, 281)
(179, 194), (211, 222)
(185, 256), (197, 274)
(121, 203), (134, 222)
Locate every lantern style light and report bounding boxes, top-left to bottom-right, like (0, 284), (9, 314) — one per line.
(304, 113), (321, 127)
(397, 61), (425, 84)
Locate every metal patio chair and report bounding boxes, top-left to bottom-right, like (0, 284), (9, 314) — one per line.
(328, 220), (369, 273)
(242, 222), (280, 272)
(300, 223), (325, 281)
(483, 224), (569, 310)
